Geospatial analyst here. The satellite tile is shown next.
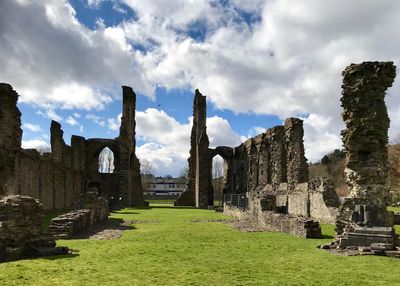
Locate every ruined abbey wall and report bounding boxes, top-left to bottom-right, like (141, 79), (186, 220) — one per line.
(227, 119), (338, 223)
(175, 89), (338, 223)
(0, 83), (144, 210)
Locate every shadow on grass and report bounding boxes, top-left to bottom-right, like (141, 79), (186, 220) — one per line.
(146, 205), (196, 210)
(41, 253), (80, 261)
(320, 234), (335, 239)
(112, 211), (140, 215)
(1, 252), (80, 264)
(118, 205), (196, 211)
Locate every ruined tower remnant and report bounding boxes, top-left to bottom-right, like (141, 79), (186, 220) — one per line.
(117, 86), (145, 206)
(341, 62), (395, 206)
(194, 91), (212, 208)
(328, 62), (398, 255)
(175, 90), (211, 208)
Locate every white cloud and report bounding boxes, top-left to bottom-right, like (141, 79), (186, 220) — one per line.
(87, 0), (104, 9)
(3, 0), (400, 168)
(248, 126), (267, 138)
(37, 109), (63, 122)
(23, 123), (41, 132)
(107, 113), (122, 131)
(79, 125), (84, 133)
(0, 0), (153, 111)
(112, 3), (127, 14)
(207, 116), (242, 148)
(73, 112), (81, 118)
(126, 0), (400, 162)
(21, 139), (50, 152)
(302, 114), (342, 163)
(66, 116), (79, 126)
(86, 114), (105, 126)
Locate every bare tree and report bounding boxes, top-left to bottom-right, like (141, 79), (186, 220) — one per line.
(140, 159), (155, 175)
(179, 166), (189, 180)
(140, 159), (155, 188)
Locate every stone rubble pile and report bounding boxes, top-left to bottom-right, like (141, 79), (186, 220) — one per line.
(0, 195), (69, 262)
(49, 193), (109, 239)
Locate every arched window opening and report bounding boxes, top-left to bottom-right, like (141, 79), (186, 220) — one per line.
(212, 155), (226, 206)
(98, 147), (115, 173)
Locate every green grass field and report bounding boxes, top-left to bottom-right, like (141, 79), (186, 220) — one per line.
(1, 204), (400, 286)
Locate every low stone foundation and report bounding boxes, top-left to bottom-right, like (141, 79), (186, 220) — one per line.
(224, 204), (321, 238)
(0, 195), (69, 262)
(49, 193), (109, 239)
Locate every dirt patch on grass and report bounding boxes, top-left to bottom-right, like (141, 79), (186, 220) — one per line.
(69, 219), (161, 240)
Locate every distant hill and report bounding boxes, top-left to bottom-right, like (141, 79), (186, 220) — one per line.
(308, 145), (400, 201)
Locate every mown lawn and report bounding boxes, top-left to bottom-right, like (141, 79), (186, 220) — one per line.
(1, 204), (400, 286)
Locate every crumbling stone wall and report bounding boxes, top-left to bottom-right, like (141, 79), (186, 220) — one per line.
(0, 195), (68, 262)
(224, 202), (322, 238)
(8, 123), (85, 210)
(0, 84), (144, 210)
(49, 192), (109, 239)
(175, 93), (338, 222)
(228, 118), (308, 194)
(0, 84), (22, 196)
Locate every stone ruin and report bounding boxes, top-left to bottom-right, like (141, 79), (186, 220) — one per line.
(175, 90), (340, 238)
(322, 62), (400, 256)
(175, 90), (211, 208)
(49, 192), (109, 239)
(0, 83), (145, 210)
(0, 83), (145, 261)
(0, 195), (69, 262)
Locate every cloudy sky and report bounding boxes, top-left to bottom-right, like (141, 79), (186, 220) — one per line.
(2, 0), (400, 176)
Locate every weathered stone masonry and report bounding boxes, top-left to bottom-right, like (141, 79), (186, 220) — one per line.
(175, 89), (338, 227)
(0, 195), (69, 262)
(327, 61), (399, 254)
(175, 90), (212, 208)
(0, 83), (144, 210)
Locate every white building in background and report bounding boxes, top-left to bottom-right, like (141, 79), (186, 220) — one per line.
(143, 178), (186, 196)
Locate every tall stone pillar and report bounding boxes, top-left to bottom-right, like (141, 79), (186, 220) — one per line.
(175, 90), (211, 207)
(194, 90), (211, 208)
(341, 62), (395, 206)
(118, 86), (144, 207)
(284, 118), (308, 188)
(0, 83), (22, 196)
(327, 62), (398, 254)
